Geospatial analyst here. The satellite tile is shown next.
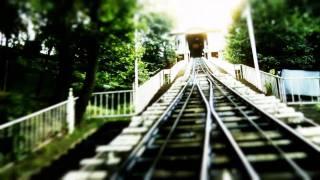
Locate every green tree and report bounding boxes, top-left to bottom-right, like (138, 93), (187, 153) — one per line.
(141, 13), (176, 73)
(0, 0), (178, 125)
(0, 0), (27, 91)
(75, 0), (138, 123)
(225, 0), (320, 71)
(95, 38), (148, 90)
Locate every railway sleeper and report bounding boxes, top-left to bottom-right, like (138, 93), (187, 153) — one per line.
(210, 168), (244, 180)
(161, 124), (204, 131)
(224, 122), (271, 130)
(221, 115), (260, 122)
(232, 130), (282, 141)
(215, 105), (248, 111)
(217, 110), (255, 116)
(153, 138), (203, 147)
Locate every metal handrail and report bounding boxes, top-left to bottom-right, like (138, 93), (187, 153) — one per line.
(280, 77), (320, 80)
(0, 98), (77, 130)
(202, 59), (320, 154)
(210, 60), (319, 105)
(242, 64), (320, 80)
(0, 96), (77, 168)
(91, 90), (134, 95)
(240, 64), (281, 78)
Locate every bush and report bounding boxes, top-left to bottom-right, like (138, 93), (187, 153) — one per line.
(0, 92), (44, 123)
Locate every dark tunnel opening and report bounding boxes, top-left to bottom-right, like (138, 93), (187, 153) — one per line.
(186, 33), (207, 57)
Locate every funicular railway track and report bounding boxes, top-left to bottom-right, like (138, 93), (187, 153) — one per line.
(64, 59), (320, 180)
(199, 60), (320, 180)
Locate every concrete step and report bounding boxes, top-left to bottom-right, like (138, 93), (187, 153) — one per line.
(96, 145), (133, 153)
(110, 134), (142, 145)
(143, 110), (165, 115)
(122, 127), (148, 134)
(80, 154), (120, 167)
(222, 116), (260, 122)
(129, 116), (143, 127)
(79, 158), (104, 167)
(274, 112), (304, 123)
(296, 127), (320, 138)
(215, 106), (247, 111)
(251, 98), (280, 105)
(63, 171), (107, 180)
(153, 102), (172, 107)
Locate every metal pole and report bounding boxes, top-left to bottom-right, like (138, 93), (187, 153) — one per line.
(67, 88), (75, 134)
(134, 29), (139, 89)
(134, 13), (139, 114)
(134, 0), (143, 91)
(246, 4), (262, 90)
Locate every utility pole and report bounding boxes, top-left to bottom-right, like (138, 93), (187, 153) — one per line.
(134, 0), (144, 92)
(246, 4), (262, 90)
(134, 27), (139, 91)
(133, 7), (140, 113)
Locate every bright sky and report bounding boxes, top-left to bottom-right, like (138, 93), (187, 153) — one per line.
(144, 0), (244, 33)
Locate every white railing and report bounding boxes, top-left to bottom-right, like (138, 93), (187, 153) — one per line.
(206, 59), (320, 105)
(168, 60), (186, 82)
(240, 64), (281, 96)
(280, 77), (320, 105)
(206, 59), (238, 78)
(135, 70), (164, 113)
(0, 89), (76, 168)
(86, 60), (186, 118)
(0, 60), (187, 168)
(87, 90), (135, 118)
(240, 64), (320, 104)
(135, 60), (186, 113)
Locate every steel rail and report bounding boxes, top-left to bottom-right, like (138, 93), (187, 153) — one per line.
(143, 81), (197, 180)
(109, 61), (197, 180)
(66, 59), (319, 180)
(89, 62), (198, 173)
(196, 61), (260, 180)
(193, 60), (260, 180)
(207, 70), (311, 180)
(194, 59), (260, 180)
(201, 59), (320, 154)
(195, 77), (213, 180)
(199, 59), (320, 179)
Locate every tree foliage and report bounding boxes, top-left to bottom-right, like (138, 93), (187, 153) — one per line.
(0, 0), (176, 123)
(225, 0), (320, 71)
(141, 13), (176, 73)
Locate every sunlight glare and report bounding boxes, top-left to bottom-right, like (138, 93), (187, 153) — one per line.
(145, 0), (243, 33)
(143, 0), (244, 51)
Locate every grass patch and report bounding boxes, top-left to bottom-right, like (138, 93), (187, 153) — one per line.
(86, 104), (134, 117)
(291, 104), (320, 123)
(0, 117), (130, 180)
(316, 103), (320, 111)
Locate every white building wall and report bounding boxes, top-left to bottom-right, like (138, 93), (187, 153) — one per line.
(175, 34), (188, 54)
(207, 32), (224, 52)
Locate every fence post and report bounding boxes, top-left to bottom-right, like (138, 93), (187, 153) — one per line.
(67, 88), (75, 134)
(279, 78), (287, 103)
(234, 64), (241, 80)
(160, 70), (164, 87)
(133, 83), (139, 114)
